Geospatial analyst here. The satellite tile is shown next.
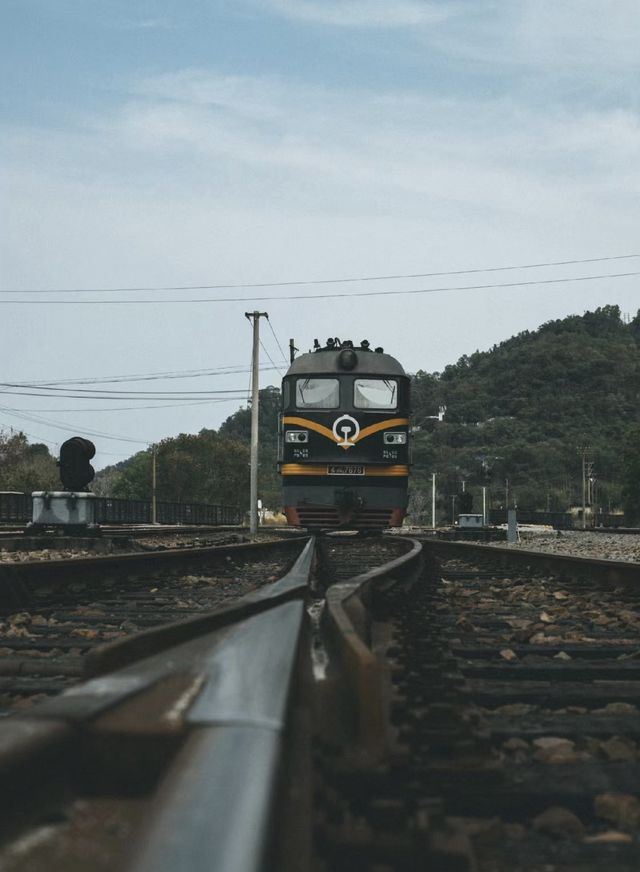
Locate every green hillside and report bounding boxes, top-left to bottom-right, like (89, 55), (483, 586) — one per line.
(90, 305), (640, 521)
(410, 305), (640, 520)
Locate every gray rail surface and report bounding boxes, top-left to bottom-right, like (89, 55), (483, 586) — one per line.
(1, 537), (315, 872)
(426, 538), (640, 586)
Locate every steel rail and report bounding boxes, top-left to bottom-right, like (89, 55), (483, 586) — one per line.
(0, 536), (428, 869)
(324, 538), (423, 761)
(425, 539), (640, 586)
(126, 537), (315, 872)
(0, 537), (315, 872)
(85, 536), (314, 675)
(0, 536), (308, 606)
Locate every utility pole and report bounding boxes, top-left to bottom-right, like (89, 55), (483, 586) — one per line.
(582, 450), (586, 530)
(246, 312), (268, 535)
(578, 446), (593, 530)
(151, 445), (157, 525)
(431, 472), (437, 528)
(482, 486), (487, 526)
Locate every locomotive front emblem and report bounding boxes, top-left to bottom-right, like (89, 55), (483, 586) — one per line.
(332, 414), (360, 450)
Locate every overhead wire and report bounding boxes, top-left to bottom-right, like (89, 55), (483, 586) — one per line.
(9, 363), (280, 387)
(2, 253), (638, 294)
(0, 384), (252, 396)
(0, 270), (636, 305)
(0, 406), (150, 444)
(7, 399), (241, 413)
(266, 316), (290, 366)
(0, 420), (59, 449)
(259, 338), (284, 378)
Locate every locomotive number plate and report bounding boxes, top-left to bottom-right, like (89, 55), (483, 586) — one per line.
(327, 464), (364, 476)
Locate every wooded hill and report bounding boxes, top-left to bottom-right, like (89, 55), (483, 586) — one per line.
(17, 305), (640, 522)
(91, 387), (281, 511)
(409, 305), (640, 521)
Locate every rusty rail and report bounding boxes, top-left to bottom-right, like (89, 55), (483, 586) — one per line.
(324, 538), (423, 760)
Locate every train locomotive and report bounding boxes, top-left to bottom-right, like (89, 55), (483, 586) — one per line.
(279, 338), (410, 530)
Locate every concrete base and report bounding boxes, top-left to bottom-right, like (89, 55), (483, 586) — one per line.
(30, 491), (98, 530)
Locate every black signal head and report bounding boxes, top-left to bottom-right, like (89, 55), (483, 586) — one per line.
(59, 437), (96, 491)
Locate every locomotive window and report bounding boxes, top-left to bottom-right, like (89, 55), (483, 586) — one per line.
(296, 378), (340, 409)
(354, 378), (397, 410)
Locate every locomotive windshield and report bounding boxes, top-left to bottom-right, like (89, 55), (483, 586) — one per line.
(353, 378), (397, 410)
(296, 378), (340, 409)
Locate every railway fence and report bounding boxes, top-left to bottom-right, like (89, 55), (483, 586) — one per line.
(0, 491), (243, 526)
(488, 508), (627, 529)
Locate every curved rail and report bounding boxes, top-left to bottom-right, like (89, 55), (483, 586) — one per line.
(324, 538), (423, 760)
(425, 539), (640, 586)
(0, 535), (426, 871)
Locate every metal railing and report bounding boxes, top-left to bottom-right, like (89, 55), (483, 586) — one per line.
(0, 492), (243, 526)
(487, 509), (627, 529)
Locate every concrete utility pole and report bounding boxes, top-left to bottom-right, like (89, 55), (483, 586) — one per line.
(578, 446), (593, 530)
(246, 312), (269, 535)
(151, 445), (157, 525)
(431, 472), (437, 528)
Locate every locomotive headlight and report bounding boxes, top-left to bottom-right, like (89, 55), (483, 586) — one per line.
(383, 432), (407, 445)
(286, 430), (309, 443)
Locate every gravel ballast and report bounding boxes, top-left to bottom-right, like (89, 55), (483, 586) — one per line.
(491, 530), (640, 564)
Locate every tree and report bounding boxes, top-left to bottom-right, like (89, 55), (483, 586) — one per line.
(220, 386), (282, 510)
(408, 308), (639, 512)
(110, 431), (250, 508)
(622, 426), (640, 523)
(0, 431), (59, 492)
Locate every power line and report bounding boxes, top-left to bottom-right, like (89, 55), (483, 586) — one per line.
(259, 338), (284, 379)
(2, 253), (638, 294)
(0, 420), (59, 449)
(10, 364), (280, 387)
(0, 270), (636, 306)
(0, 406), (150, 445)
(266, 316), (290, 366)
(245, 342), (253, 406)
(0, 384), (252, 396)
(0, 391), (251, 403)
(6, 398), (241, 413)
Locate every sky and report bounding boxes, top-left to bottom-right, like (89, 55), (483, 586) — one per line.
(1, 0), (639, 469)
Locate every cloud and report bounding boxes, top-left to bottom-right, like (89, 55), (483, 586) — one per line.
(106, 71), (640, 212)
(6, 69), (640, 231)
(258, 0), (640, 88)
(3, 67), (640, 463)
(418, 1), (640, 76)
(119, 18), (175, 31)
(260, 0), (456, 28)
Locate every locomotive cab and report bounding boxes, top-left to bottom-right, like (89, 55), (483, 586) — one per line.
(279, 339), (410, 530)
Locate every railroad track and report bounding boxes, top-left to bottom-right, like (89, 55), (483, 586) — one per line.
(0, 532), (419, 872)
(6, 535), (637, 871)
(0, 537), (305, 715)
(0, 525), (252, 554)
(315, 540), (640, 872)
